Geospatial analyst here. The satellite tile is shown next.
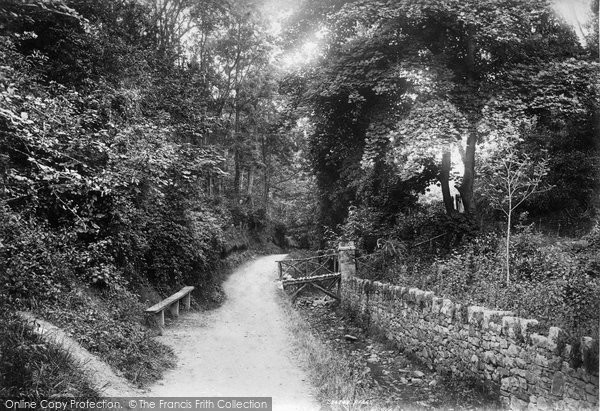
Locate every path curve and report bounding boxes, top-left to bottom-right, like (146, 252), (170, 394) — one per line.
(144, 254), (318, 410)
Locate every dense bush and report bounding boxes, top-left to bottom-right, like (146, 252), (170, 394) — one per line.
(0, 205), (77, 306)
(339, 203), (479, 257)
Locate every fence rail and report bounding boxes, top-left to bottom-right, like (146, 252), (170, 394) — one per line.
(277, 253), (339, 280)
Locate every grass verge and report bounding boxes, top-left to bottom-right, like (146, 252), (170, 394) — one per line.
(276, 290), (373, 410)
(36, 287), (175, 388)
(0, 310), (100, 398)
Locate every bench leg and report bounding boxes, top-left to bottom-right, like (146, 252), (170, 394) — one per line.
(155, 310), (165, 327)
(169, 300), (180, 318)
(184, 293), (191, 310)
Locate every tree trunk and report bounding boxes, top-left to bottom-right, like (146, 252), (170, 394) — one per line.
(261, 134), (270, 215)
(455, 31), (479, 216)
(440, 151), (455, 215)
(233, 150), (241, 198)
(263, 170), (270, 214)
(457, 130), (477, 215)
(233, 100), (241, 198)
(246, 167), (254, 196)
(506, 206), (512, 284)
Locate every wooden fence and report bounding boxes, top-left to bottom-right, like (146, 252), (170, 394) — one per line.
(277, 252), (340, 302)
(277, 252), (338, 280)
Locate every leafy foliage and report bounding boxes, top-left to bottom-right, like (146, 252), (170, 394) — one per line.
(0, 0), (292, 395)
(289, 0), (599, 241)
(477, 114), (552, 282)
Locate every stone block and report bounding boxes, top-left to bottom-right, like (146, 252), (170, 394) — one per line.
(511, 368), (528, 378)
(551, 371), (565, 397)
(547, 327), (564, 347)
(453, 303), (465, 322)
(518, 318), (539, 337)
(381, 283), (389, 297)
(441, 299), (455, 317)
(527, 395), (538, 409)
(515, 358), (527, 368)
(534, 353), (548, 367)
(526, 370), (540, 385)
(468, 305), (485, 326)
(414, 289), (427, 306)
(585, 383), (598, 395)
(580, 336), (594, 365)
(501, 377), (513, 391)
(508, 343), (521, 357)
(399, 287), (408, 298)
(502, 316), (525, 339)
(483, 351), (498, 365)
(483, 309), (514, 330)
(537, 396), (550, 409)
(530, 333), (551, 350)
(469, 336), (481, 346)
(432, 297), (443, 313)
(518, 376), (528, 391)
(406, 287), (418, 302)
(547, 356), (562, 371)
(510, 395), (529, 410)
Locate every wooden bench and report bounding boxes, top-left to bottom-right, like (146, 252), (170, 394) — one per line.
(146, 286), (194, 327)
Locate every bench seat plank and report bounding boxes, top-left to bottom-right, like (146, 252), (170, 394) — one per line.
(146, 286), (194, 313)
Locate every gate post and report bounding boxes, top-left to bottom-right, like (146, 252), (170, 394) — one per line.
(337, 241), (356, 280)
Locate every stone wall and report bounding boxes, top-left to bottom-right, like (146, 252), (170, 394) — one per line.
(340, 275), (599, 410)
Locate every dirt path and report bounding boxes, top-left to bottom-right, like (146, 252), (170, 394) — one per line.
(144, 255), (318, 410)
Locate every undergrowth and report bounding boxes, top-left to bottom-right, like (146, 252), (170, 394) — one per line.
(355, 226), (600, 372)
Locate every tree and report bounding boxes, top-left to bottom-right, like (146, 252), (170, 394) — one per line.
(493, 60), (600, 216)
(209, 6), (275, 199)
(478, 116), (552, 283)
(391, 99), (468, 215)
(288, 0), (592, 240)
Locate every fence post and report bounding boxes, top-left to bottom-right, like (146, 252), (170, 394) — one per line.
(337, 241), (356, 280)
